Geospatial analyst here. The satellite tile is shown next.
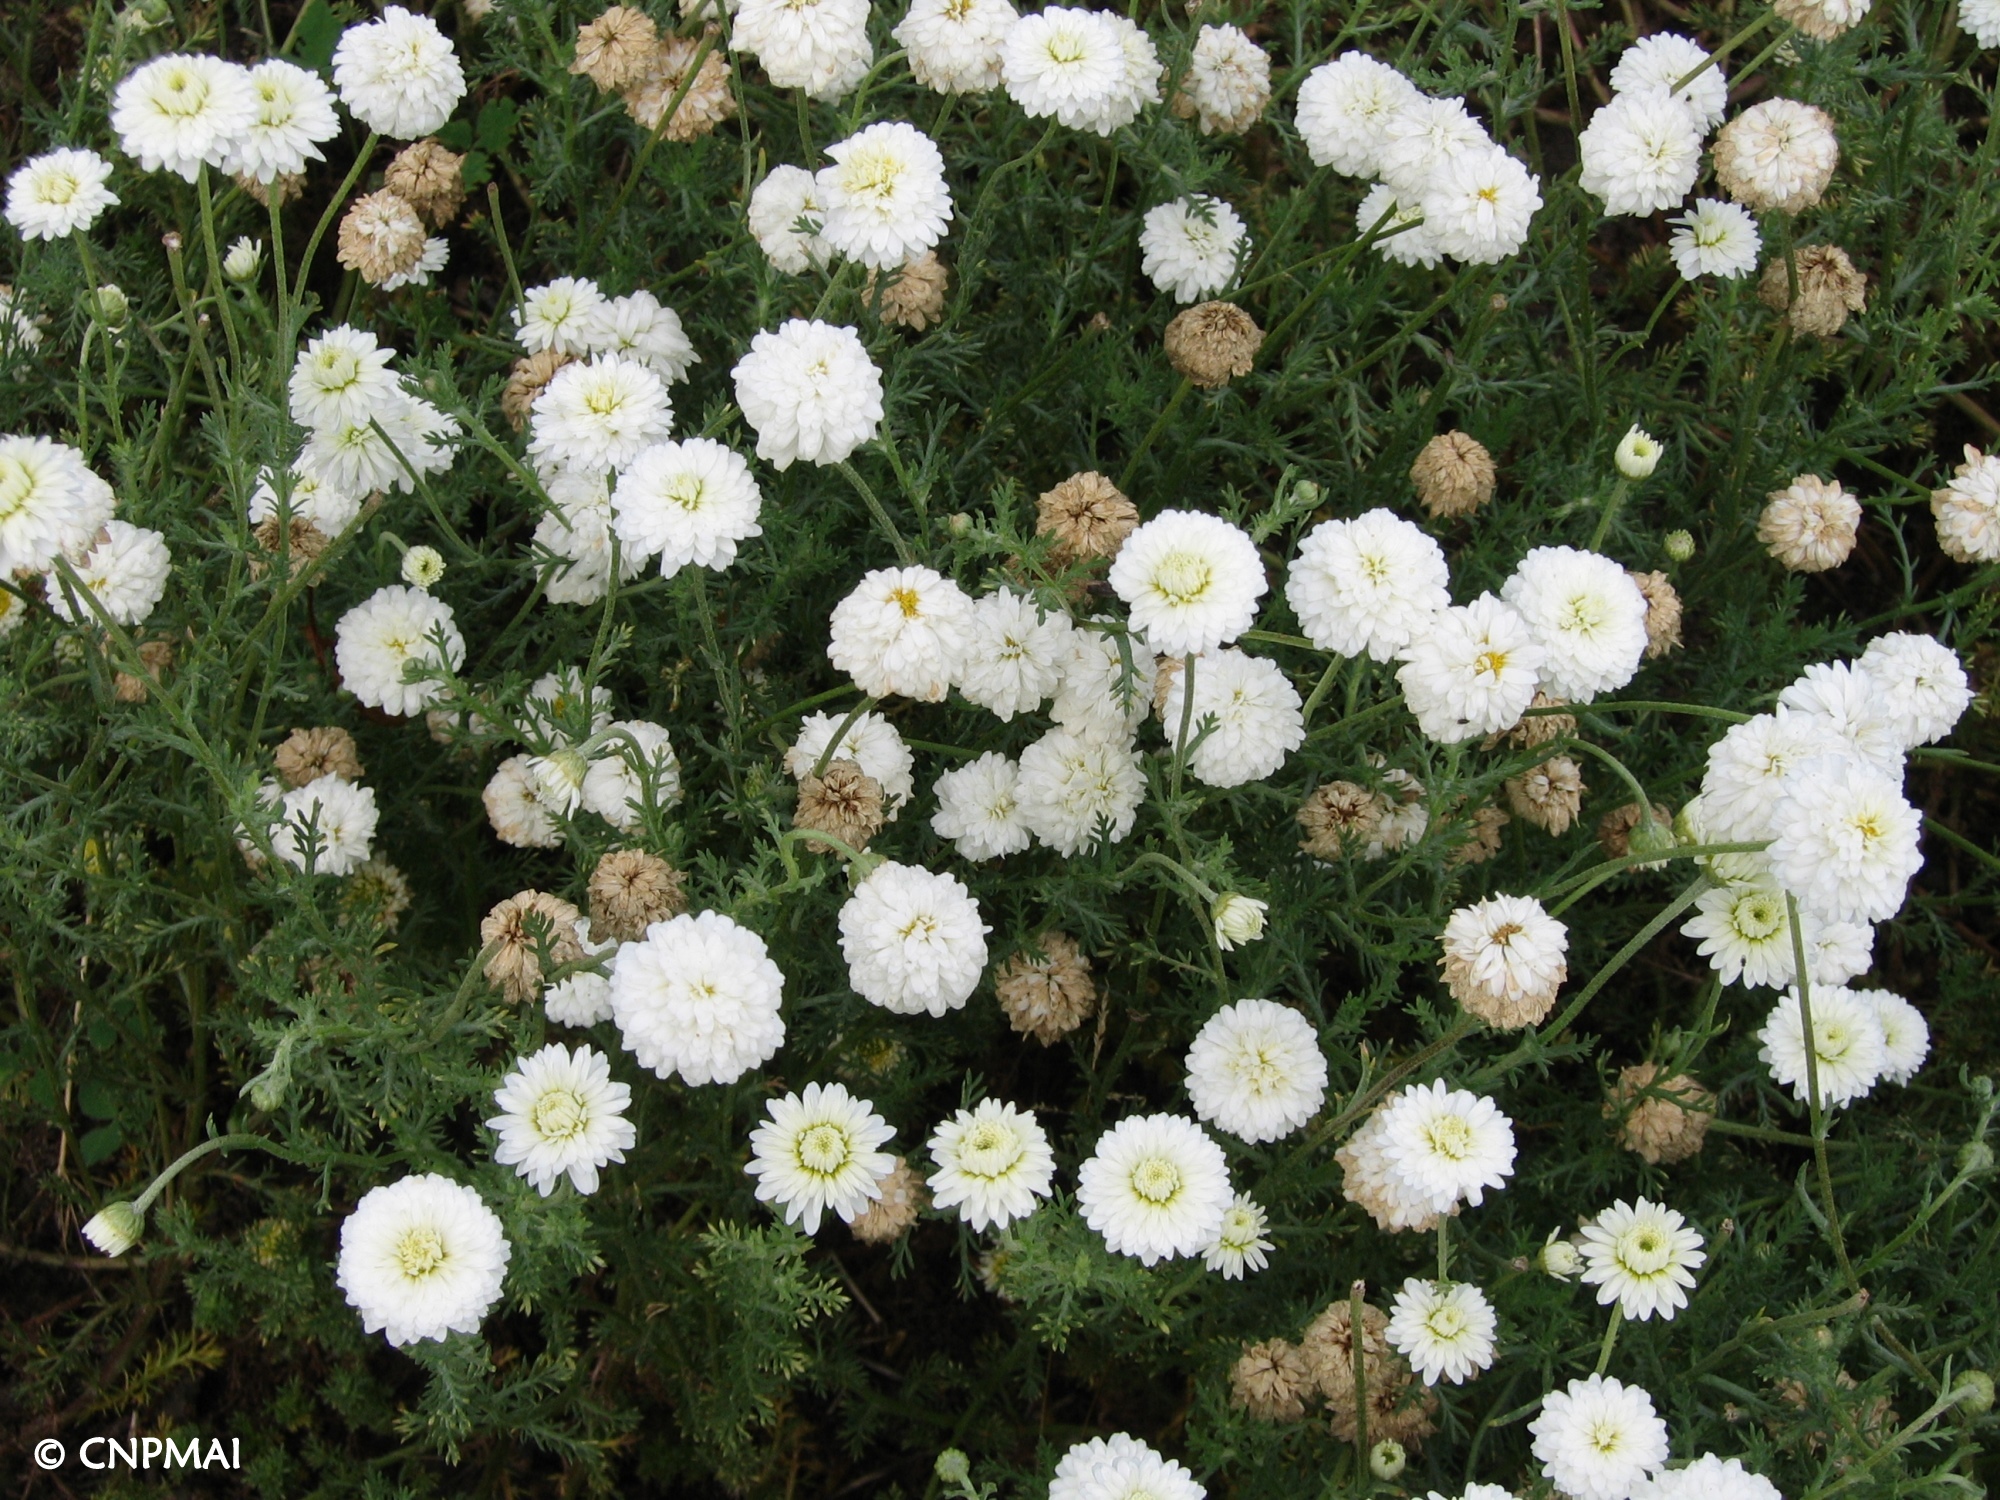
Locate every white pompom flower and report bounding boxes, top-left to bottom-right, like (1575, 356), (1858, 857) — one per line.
(1500, 545), (1650, 703)
(5, 148), (119, 240)
(956, 589), (1072, 720)
(1858, 632), (1973, 749)
(1375, 1080), (1516, 1216)
(1107, 509), (1265, 656)
(1015, 723), (1145, 856)
(1156, 649), (1304, 789)
(332, 5), (467, 139)
(1287, 509), (1450, 661)
(1529, 1375), (1670, 1500)
(731, 319), (884, 469)
(1766, 757), (1923, 924)
(930, 752), (1032, 860)
(1609, 31), (1728, 133)
(895, 0), (1018, 94)
(529, 355), (673, 477)
(1139, 195), (1248, 304)
(44, 519), (171, 627)
(748, 166), (835, 274)
(334, 584), (466, 716)
(611, 438), (763, 576)
(1076, 1112), (1232, 1265)
(926, 1098), (1056, 1231)
(1294, 51), (1418, 177)
(816, 121), (954, 270)
(1387, 1277), (1498, 1385)
(581, 719), (682, 831)
(611, 911), (787, 1085)
(734, 0), (873, 99)
(1758, 983), (1888, 1107)
(828, 564), (974, 701)
(1001, 7), (1127, 132)
(1183, 998), (1327, 1143)
(1858, 987), (1929, 1085)
(269, 773), (378, 876)
(1397, 593), (1546, 743)
(486, 1042), (636, 1196)
(515, 277), (608, 356)
(1579, 90), (1704, 217)
(838, 860), (991, 1016)
(1668, 198), (1762, 281)
(1421, 145), (1542, 264)
(0, 437), (114, 576)
(227, 59), (341, 183)
(336, 1174), (510, 1346)
(1049, 1435), (1205, 1500)
(110, 54), (258, 181)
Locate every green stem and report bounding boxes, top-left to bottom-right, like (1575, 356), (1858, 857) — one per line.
(1787, 892), (1863, 1298)
(1595, 1306), (1623, 1374)
(292, 134), (379, 306)
(1673, 10), (1779, 93)
(836, 460), (917, 565)
(1587, 474), (1634, 552)
(810, 695), (881, 778)
(1119, 378), (1191, 492)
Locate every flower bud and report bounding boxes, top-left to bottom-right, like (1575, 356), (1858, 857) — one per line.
(1615, 424), (1662, 479)
(1540, 1232), (1582, 1280)
(1954, 1370), (1996, 1416)
(934, 1449), (972, 1486)
(1211, 893), (1267, 951)
(947, 512), (972, 535)
(1368, 1439), (1406, 1481)
(401, 544), (446, 588)
(1664, 528), (1696, 563)
(82, 1200), (145, 1257)
(223, 236), (263, 282)
(86, 283), (130, 329)
(1291, 480), (1321, 508)
(1959, 1139), (1995, 1176)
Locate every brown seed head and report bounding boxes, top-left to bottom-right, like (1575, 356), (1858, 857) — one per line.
(1759, 474), (1861, 573)
(1230, 1339), (1313, 1423)
(1410, 431), (1496, 519)
(503, 349), (576, 433)
(275, 726), (365, 787)
(1500, 690), (1575, 750)
(849, 1157), (927, 1244)
(1759, 245), (1867, 338)
(1164, 301), (1263, 388)
(113, 637), (175, 702)
(480, 889), (585, 1004)
(571, 5), (660, 90)
(1036, 471), (1139, 563)
(994, 932), (1096, 1043)
(341, 857), (414, 932)
(384, 139), (467, 229)
(865, 251), (951, 332)
(1445, 803), (1510, 867)
(1506, 755), (1585, 835)
(1627, 569), (1683, 658)
(236, 171), (303, 207)
(335, 190), (427, 285)
(251, 516), (330, 575)
(622, 35), (737, 140)
(1596, 800), (1674, 861)
(587, 847), (688, 942)
(794, 758), (885, 855)
(1297, 781), (1391, 860)
(1608, 1062), (1715, 1164)
(1299, 1298), (1395, 1413)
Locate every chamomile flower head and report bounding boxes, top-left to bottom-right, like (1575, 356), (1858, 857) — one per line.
(610, 910), (787, 1084)
(1767, 757), (1924, 924)
(1683, 877), (1810, 989)
(895, 0), (1018, 94)
(930, 752), (1032, 860)
(748, 165), (835, 274)
(580, 719), (681, 831)
(486, 1042), (636, 1196)
(289, 324), (401, 433)
(227, 60), (340, 183)
(734, 0), (873, 99)
(529, 354), (673, 476)
(1965, 0), (2000, 43)
(1579, 1198), (1706, 1321)
(1713, 98), (1839, 214)
(1857, 988), (1929, 1085)
(828, 564), (975, 701)
(1397, 593), (1546, 744)
(1421, 145), (1543, 264)
(1859, 632), (1973, 749)
(332, 5), (467, 139)
(839, 860), (991, 1016)
(1530, 1375), (1670, 1500)
(301, 395), (459, 496)
(1378, 94), (1492, 197)
(0, 437), (115, 576)
(1668, 198), (1762, 280)
(1294, 51), (1419, 177)
(1139, 195), (1248, 303)
(250, 461), (363, 536)
(926, 1098), (1056, 1231)
(731, 319), (884, 469)
(1501, 545), (1651, 702)
(1579, 90), (1704, 217)
(745, 1081), (897, 1234)
(334, 583), (466, 716)
(1049, 1434), (1205, 1500)
(1776, 661), (1904, 774)
(1183, 998), (1328, 1143)
(1156, 649), (1304, 788)
(611, 437), (763, 576)
(1932, 445), (2000, 563)
(1001, 8), (1127, 132)
(1015, 723), (1146, 855)
(955, 589), (1073, 719)
(1758, 983), (1889, 1106)
(594, 290), (699, 381)
(336, 1173), (510, 1346)
(44, 519), (170, 628)
(516, 277), (608, 357)
(1077, 1112), (1233, 1265)
(1698, 709), (1849, 841)
(5, 148), (118, 240)
(483, 755), (564, 849)
(1634, 1455), (1785, 1500)
(269, 773), (379, 876)
(533, 471), (641, 603)
(1376, 1080), (1517, 1215)
(1050, 621), (1155, 737)
(1387, 1278), (1498, 1384)
(786, 709), (916, 812)
(1439, 894), (1569, 1029)
(1354, 182), (1444, 267)
(1108, 509), (1265, 655)
(1610, 32), (1728, 132)
(1178, 25), (1271, 135)
(1203, 1193), (1274, 1278)
(816, 121), (954, 269)
(111, 54), (258, 181)
(1287, 509), (1451, 661)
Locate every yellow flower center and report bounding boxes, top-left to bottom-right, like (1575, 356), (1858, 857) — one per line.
(798, 1122), (852, 1175)
(1130, 1156), (1182, 1205)
(531, 1086), (588, 1143)
(1614, 1224), (1673, 1276)
(890, 586), (923, 618)
(395, 1226), (448, 1279)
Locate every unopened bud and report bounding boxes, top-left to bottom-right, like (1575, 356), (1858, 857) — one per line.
(82, 1200), (145, 1257)
(1615, 424), (1662, 479)
(223, 236), (263, 282)
(1540, 1232), (1582, 1280)
(1959, 1140), (1995, 1176)
(1291, 480), (1321, 508)
(401, 544), (446, 588)
(1211, 893), (1267, 951)
(1664, 528), (1696, 563)
(1954, 1370), (1996, 1416)
(86, 283), (130, 329)
(934, 1449), (971, 1486)
(946, 512), (972, 536)
(1368, 1439), (1407, 1480)
(161, 231), (182, 255)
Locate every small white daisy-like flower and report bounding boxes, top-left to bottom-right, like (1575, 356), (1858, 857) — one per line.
(250, 462), (363, 537)
(301, 396), (459, 496)
(1294, 51), (1419, 177)
(611, 437), (763, 577)
(332, 5), (467, 139)
(486, 1042), (636, 1196)
(1609, 32), (1728, 133)
(786, 709), (915, 812)
(747, 166), (834, 275)
(1766, 757), (1923, 924)
(732, 319), (884, 470)
(956, 589), (1072, 720)
(1713, 98), (1839, 213)
(336, 1173), (510, 1346)
(1579, 90), (1704, 217)
(1578, 1198), (1706, 1321)
(581, 719), (681, 831)
(483, 754), (565, 848)
(1698, 709), (1849, 841)
(1378, 94), (1492, 197)
(527, 746), (591, 816)
(1932, 444), (2000, 564)
(931, 752), (1032, 860)
(1354, 181), (1444, 268)
(1777, 660), (1903, 774)
(1076, 1112), (1233, 1265)
(1157, 649), (1303, 788)
(269, 773), (378, 876)
(1211, 893), (1268, 951)
(1758, 983), (1889, 1106)
(1050, 620), (1155, 737)
(334, 583), (466, 716)
(1107, 509), (1265, 656)
(895, 0), (1018, 94)
(289, 324), (401, 433)
(745, 1081), (897, 1234)
(1015, 723), (1146, 856)
(1376, 1080), (1517, 1216)
(226, 59), (340, 183)
(1397, 593), (1546, 744)
(0, 436), (115, 576)
(80, 1202), (144, 1257)
(1858, 632), (1973, 749)
(591, 289), (699, 381)
(611, 910), (787, 1084)
(1421, 145), (1542, 264)
(926, 1098), (1056, 1231)
(1860, 989), (1930, 1084)
(1001, 7), (1127, 132)
(1668, 198), (1762, 280)
(1439, 894), (1569, 1027)
(1387, 1277), (1498, 1385)
(529, 355), (672, 477)
(839, 860), (991, 1016)
(535, 467), (643, 606)
(1202, 1193), (1274, 1279)
(111, 54), (258, 181)
(1139, 195), (1248, 304)
(1183, 998), (1327, 1143)
(1179, 25), (1270, 136)
(44, 519), (171, 627)
(1287, 509), (1450, 661)
(1098, 13), (1163, 134)
(734, 0), (873, 98)
(1501, 545), (1651, 703)
(1049, 1434), (1205, 1500)
(827, 564), (974, 701)
(1636, 1454), (1785, 1500)
(5, 148), (118, 240)
(516, 277), (608, 356)
(816, 121), (953, 270)
(1529, 1375), (1670, 1500)
(1683, 877), (1811, 990)
(544, 961), (615, 1027)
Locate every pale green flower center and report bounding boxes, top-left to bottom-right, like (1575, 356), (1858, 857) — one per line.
(1614, 1223), (1674, 1276)
(798, 1122), (852, 1175)
(959, 1121), (1023, 1178)
(1730, 892), (1786, 942)
(1422, 1113), (1474, 1161)
(1150, 552), (1214, 607)
(1423, 1302), (1469, 1340)
(665, 475), (708, 512)
(395, 1225), (448, 1279)
(0, 457), (35, 521)
(531, 1086), (589, 1143)
(1130, 1156), (1182, 1205)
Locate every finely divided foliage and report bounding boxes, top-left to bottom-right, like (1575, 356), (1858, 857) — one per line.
(3, 0), (2000, 1494)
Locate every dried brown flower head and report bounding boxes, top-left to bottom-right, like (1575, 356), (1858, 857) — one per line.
(1628, 570), (1683, 658)
(571, 5), (660, 91)
(480, 889), (585, 1003)
(849, 1157), (927, 1244)
(1501, 690), (1575, 749)
(1773, 0), (1867, 39)
(622, 35), (737, 140)
(1445, 803), (1510, 867)
(1506, 756), (1585, 835)
(1164, 301), (1263, 388)
(794, 758), (885, 855)
(1230, 1339), (1312, 1423)
(1596, 800), (1674, 861)
(384, 138), (467, 229)
(1759, 474), (1861, 573)
(1713, 101), (1839, 213)
(865, 251), (950, 331)
(251, 516), (330, 575)
(994, 932), (1096, 1043)
(1607, 1062), (1715, 1164)
(1297, 780), (1391, 860)
(1036, 471), (1139, 564)
(236, 171), (303, 207)
(587, 847), (688, 942)
(275, 726), (365, 787)
(503, 349), (576, 432)
(1299, 1297), (1395, 1413)
(1332, 1377), (1439, 1448)
(336, 190), (427, 285)
(1410, 431), (1496, 519)
(1759, 245), (1867, 338)
(341, 857), (414, 932)
(113, 637), (175, 703)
